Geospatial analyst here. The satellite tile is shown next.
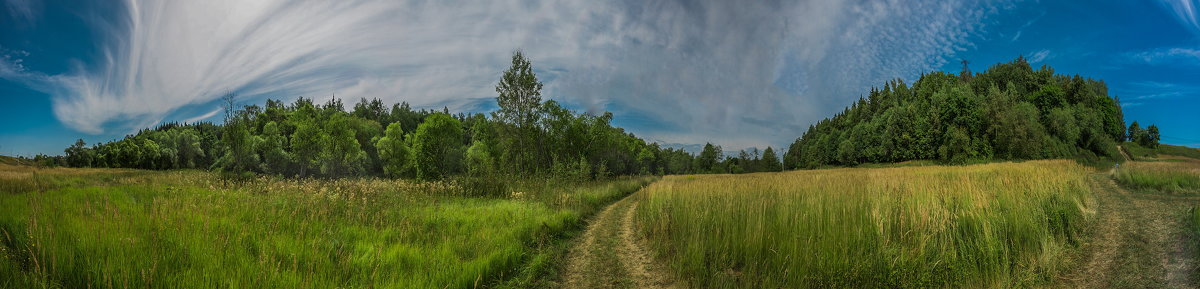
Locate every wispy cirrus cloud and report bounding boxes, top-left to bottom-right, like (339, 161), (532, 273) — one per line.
(2, 0), (38, 26)
(1159, 0), (1200, 35)
(1010, 10), (1045, 42)
(1, 0), (1019, 149)
(1127, 47), (1200, 65)
(0, 49), (29, 77)
(1027, 49), (1052, 63)
(1116, 80), (1200, 107)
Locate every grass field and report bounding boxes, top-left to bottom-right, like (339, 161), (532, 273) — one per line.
(1124, 143), (1200, 161)
(0, 163), (651, 288)
(635, 160), (1093, 288)
(1114, 157), (1200, 194)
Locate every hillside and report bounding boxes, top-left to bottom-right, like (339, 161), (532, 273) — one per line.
(784, 57), (1126, 168)
(0, 155), (19, 166)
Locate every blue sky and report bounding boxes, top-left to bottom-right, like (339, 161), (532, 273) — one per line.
(1, 0), (1198, 156)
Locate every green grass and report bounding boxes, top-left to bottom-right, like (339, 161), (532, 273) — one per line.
(1158, 144), (1200, 159)
(0, 164), (653, 288)
(1113, 161), (1200, 194)
(1191, 206), (1200, 239)
(0, 155), (20, 166)
(1190, 206), (1200, 280)
(635, 160), (1092, 288)
(1124, 143), (1200, 161)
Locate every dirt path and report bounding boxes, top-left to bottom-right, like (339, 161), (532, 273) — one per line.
(560, 193), (682, 289)
(1058, 172), (1200, 288)
(1119, 145), (1133, 162)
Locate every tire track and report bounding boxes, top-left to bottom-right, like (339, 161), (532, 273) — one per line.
(560, 193), (682, 289)
(1060, 172), (1199, 288)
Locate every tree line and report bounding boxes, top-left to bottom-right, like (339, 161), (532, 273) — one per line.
(54, 55), (1151, 175)
(783, 56), (1160, 168)
(54, 52), (789, 179)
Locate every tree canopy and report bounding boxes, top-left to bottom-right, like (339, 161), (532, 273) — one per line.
(58, 55), (1159, 177)
(784, 57), (1134, 168)
(59, 52), (717, 179)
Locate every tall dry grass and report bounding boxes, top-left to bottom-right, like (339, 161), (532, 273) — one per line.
(1114, 159), (1200, 193)
(636, 160), (1092, 288)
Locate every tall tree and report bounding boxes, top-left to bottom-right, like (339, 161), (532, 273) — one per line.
(376, 122), (414, 178)
(412, 113), (464, 180)
(64, 139), (94, 168)
(217, 107), (262, 173)
(697, 143), (723, 173)
(494, 51), (544, 130)
(258, 121), (290, 175)
(493, 51), (546, 172)
(761, 146), (782, 172)
(1127, 121), (1142, 143)
(1145, 124), (1161, 148)
(319, 113), (367, 177)
(289, 99), (324, 177)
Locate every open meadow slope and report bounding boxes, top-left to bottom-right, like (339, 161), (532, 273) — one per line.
(554, 146), (1200, 288)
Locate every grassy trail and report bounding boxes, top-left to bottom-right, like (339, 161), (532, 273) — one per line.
(560, 192), (681, 289)
(1058, 171), (1200, 288)
(1119, 145), (1133, 162)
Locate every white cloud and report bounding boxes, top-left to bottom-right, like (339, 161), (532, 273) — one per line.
(1128, 47), (1200, 65)
(0, 46), (30, 77)
(1160, 0), (1200, 34)
(7, 0), (1017, 149)
(1010, 11), (1044, 42)
(1119, 81), (1200, 101)
(1028, 49), (1051, 63)
(181, 108), (221, 124)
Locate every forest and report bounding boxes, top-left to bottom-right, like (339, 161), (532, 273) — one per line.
(783, 57), (1160, 169)
(45, 56), (1163, 178)
(45, 52), (790, 181)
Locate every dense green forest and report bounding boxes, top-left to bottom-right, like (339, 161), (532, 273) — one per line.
(47, 52), (793, 178)
(783, 57), (1160, 168)
(46, 56), (1164, 176)
(52, 53), (666, 180)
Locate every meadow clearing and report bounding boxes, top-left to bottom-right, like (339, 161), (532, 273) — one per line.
(1114, 157), (1200, 194)
(10, 149), (1200, 288)
(634, 160), (1093, 288)
(0, 163), (652, 288)
(1116, 150), (1200, 284)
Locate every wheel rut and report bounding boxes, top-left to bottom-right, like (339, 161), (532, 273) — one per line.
(560, 193), (682, 289)
(1059, 172), (1199, 288)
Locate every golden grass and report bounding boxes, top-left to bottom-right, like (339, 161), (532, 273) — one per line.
(636, 160), (1092, 288)
(1114, 158), (1200, 193)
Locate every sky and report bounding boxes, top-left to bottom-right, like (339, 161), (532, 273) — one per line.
(1, 0), (1198, 157)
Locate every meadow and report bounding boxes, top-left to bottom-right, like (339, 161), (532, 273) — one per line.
(1114, 157), (1200, 194)
(0, 163), (652, 288)
(1123, 143), (1200, 161)
(635, 160), (1093, 288)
